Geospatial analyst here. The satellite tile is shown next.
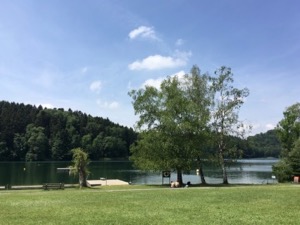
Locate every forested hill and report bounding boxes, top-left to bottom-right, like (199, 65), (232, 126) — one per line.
(0, 101), (137, 161)
(244, 129), (281, 158)
(0, 100), (281, 161)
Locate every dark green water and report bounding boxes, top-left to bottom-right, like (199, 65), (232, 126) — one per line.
(0, 159), (278, 186)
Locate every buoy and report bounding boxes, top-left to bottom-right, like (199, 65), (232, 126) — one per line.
(23, 168), (26, 171)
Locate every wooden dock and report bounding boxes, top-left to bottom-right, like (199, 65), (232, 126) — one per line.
(86, 179), (129, 187)
(0, 180), (129, 190)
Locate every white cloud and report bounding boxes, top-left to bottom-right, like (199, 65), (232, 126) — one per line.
(142, 78), (165, 89)
(41, 103), (54, 109)
(81, 67), (88, 74)
(97, 99), (119, 109)
(171, 70), (186, 79)
(266, 123), (275, 130)
(108, 101), (119, 109)
(128, 52), (191, 71)
(141, 70), (186, 89)
(90, 81), (102, 93)
(176, 39), (184, 46)
(248, 122), (276, 135)
(128, 26), (157, 40)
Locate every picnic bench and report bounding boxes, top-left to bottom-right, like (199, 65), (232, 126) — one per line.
(43, 183), (64, 190)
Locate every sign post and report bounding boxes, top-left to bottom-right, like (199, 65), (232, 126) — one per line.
(162, 171), (171, 185)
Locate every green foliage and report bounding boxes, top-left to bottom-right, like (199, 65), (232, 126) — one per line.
(0, 142), (9, 160)
(130, 66), (255, 185)
(272, 159), (293, 182)
(129, 65), (211, 184)
(0, 101), (137, 161)
(209, 66), (250, 184)
(273, 103), (300, 182)
(101, 136), (127, 158)
(246, 130), (281, 158)
(25, 125), (49, 161)
(51, 130), (71, 160)
(12, 134), (27, 160)
(288, 138), (300, 175)
(69, 148), (90, 188)
(130, 131), (169, 171)
(275, 102), (300, 155)
(130, 130), (198, 172)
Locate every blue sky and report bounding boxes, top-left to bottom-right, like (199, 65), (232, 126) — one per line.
(0, 0), (299, 135)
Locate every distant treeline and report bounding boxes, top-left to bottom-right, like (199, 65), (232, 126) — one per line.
(244, 129), (281, 158)
(208, 129), (281, 159)
(0, 101), (137, 161)
(0, 101), (281, 161)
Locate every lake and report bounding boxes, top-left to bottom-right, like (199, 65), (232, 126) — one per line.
(0, 159), (278, 186)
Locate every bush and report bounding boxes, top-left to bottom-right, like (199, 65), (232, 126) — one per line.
(272, 159), (293, 182)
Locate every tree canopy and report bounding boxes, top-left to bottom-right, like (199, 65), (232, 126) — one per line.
(276, 103), (300, 155)
(129, 66), (211, 185)
(0, 101), (137, 161)
(209, 66), (250, 184)
(273, 103), (300, 182)
(0, 100), (280, 164)
(129, 65), (251, 185)
(69, 148), (90, 188)
(245, 130), (281, 158)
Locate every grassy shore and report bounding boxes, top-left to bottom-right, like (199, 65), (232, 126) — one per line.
(0, 184), (299, 225)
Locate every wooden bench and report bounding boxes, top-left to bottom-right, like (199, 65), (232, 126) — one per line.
(43, 183), (64, 190)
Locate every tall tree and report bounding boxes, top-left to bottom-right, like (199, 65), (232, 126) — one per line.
(13, 133), (27, 160)
(129, 66), (211, 185)
(69, 148), (90, 188)
(101, 136), (127, 158)
(25, 124), (49, 161)
(275, 103), (300, 155)
(51, 130), (71, 160)
(210, 66), (250, 184)
(288, 138), (300, 175)
(273, 103), (300, 182)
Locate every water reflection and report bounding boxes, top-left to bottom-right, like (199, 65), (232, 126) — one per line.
(0, 159), (278, 186)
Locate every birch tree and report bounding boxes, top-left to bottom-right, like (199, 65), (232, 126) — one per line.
(210, 66), (249, 184)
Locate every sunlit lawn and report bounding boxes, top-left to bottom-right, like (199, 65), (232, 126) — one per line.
(0, 184), (299, 225)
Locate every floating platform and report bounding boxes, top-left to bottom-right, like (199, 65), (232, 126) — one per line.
(57, 168), (71, 173)
(57, 168), (71, 170)
(86, 179), (129, 187)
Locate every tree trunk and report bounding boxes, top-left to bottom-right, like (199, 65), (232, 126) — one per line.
(199, 163), (206, 184)
(176, 169), (183, 186)
(221, 163), (228, 184)
(219, 151), (228, 184)
(79, 170), (87, 188)
(197, 157), (206, 184)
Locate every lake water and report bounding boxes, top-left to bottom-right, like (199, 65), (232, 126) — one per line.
(0, 159), (278, 186)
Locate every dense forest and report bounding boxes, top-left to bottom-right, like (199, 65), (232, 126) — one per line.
(245, 130), (281, 158)
(0, 101), (281, 161)
(0, 101), (137, 161)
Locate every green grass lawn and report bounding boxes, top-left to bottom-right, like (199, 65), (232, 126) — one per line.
(0, 184), (299, 225)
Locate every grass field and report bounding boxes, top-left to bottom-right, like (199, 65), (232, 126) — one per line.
(0, 184), (299, 225)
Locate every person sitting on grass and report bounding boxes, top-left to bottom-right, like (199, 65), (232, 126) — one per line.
(185, 181), (191, 188)
(170, 181), (180, 188)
